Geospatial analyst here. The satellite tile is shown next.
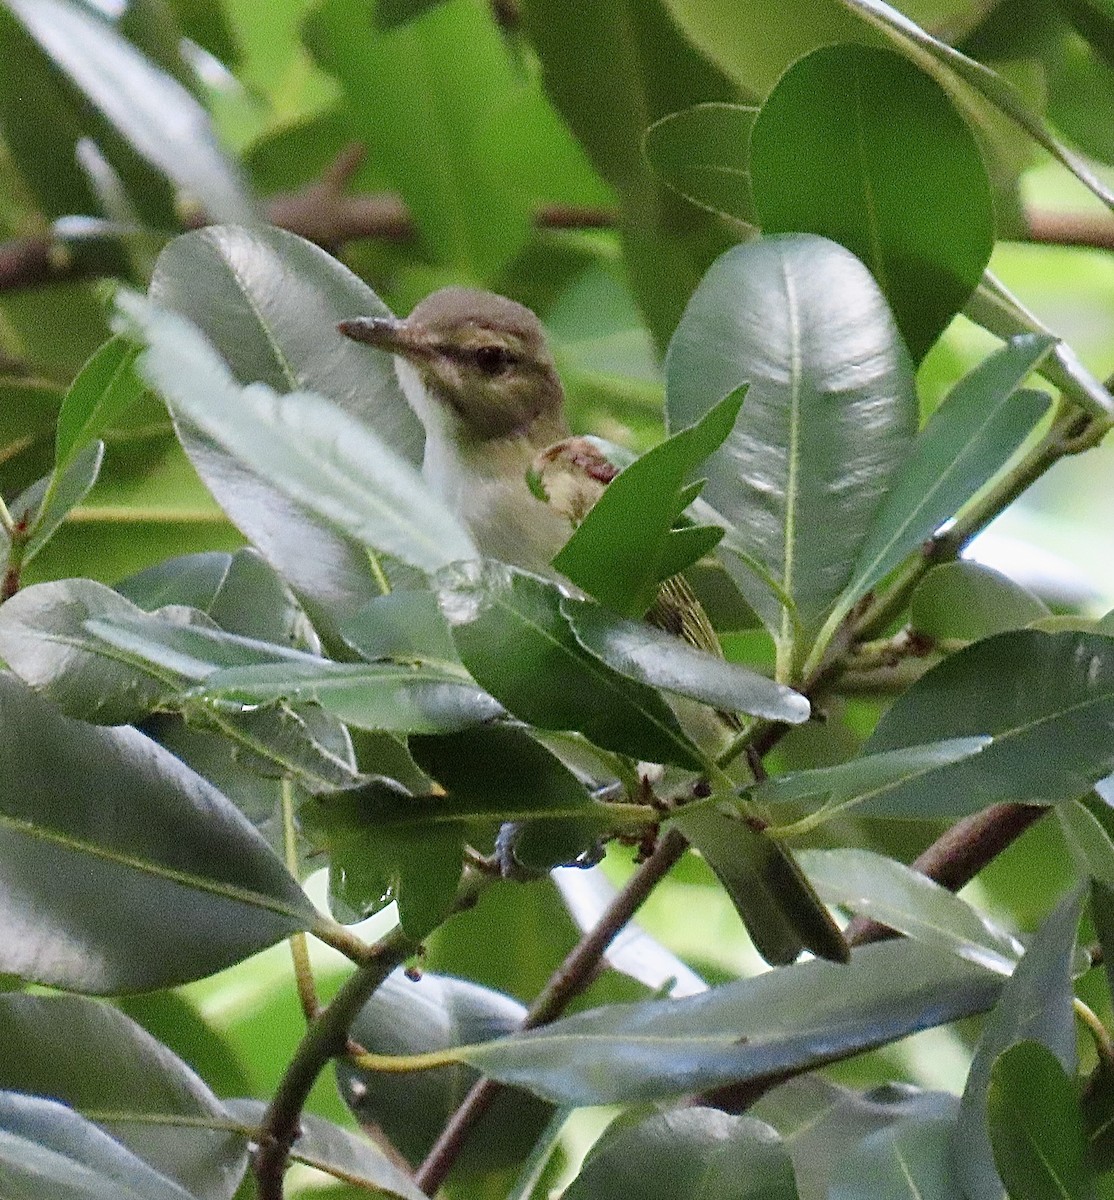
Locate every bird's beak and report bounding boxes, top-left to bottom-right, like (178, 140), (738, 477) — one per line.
(337, 315), (430, 361)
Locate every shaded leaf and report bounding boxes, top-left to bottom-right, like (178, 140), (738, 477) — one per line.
(673, 804), (849, 965)
(864, 631), (1114, 816)
(798, 848), (1023, 973)
(446, 941), (1001, 1106)
(54, 335), (145, 475)
(988, 1040), (1094, 1200)
(642, 103), (757, 224)
(750, 43), (994, 360)
(910, 561), (1050, 641)
(21, 440), (104, 561)
(0, 1090), (195, 1200)
(336, 970), (553, 1175)
(340, 591), (458, 663)
(956, 888), (1085, 1200)
(438, 560), (705, 770)
(0, 671), (316, 992)
(565, 1107), (798, 1200)
(0, 995), (246, 1200)
(828, 1105), (964, 1200)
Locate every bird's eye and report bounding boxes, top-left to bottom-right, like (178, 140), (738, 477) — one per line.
(473, 344), (512, 375)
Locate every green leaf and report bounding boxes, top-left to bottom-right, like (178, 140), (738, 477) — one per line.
(672, 804), (849, 966)
(0, 671), (316, 992)
(553, 387), (744, 616)
(54, 336), (144, 476)
(642, 103), (758, 224)
(116, 552), (236, 612)
(841, 0), (1114, 211)
(409, 725), (604, 869)
(798, 848), (1023, 973)
(1058, 798), (1114, 889)
(438, 560), (705, 770)
(0, 1090), (196, 1200)
(665, 235), (917, 661)
(809, 335), (1054, 666)
(988, 1040), (1094, 1200)
(19, 439), (104, 561)
(518, 0), (739, 346)
(148, 225), (425, 635)
(0, 995), (247, 1200)
(750, 43), (994, 361)
(828, 1106), (965, 1200)
(340, 591), (458, 663)
(564, 1108), (799, 1200)
(443, 940), (1001, 1106)
(223, 1101), (425, 1200)
(199, 659), (503, 736)
(3, 0), (255, 223)
(956, 888), (1085, 1200)
(1092, 879), (1114, 1008)
(910, 561), (1051, 641)
(754, 736), (991, 819)
(562, 596), (809, 723)
(119, 290), (477, 576)
(336, 970), (553, 1175)
(863, 631), (1114, 817)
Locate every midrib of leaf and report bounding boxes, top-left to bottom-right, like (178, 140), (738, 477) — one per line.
(226, 256), (299, 392)
(778, 260), (803, 680)
(0, 812), (311, 923)
(851, 69), (888, 298)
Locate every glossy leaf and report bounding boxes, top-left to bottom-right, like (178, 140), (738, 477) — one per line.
(988, 1040), (1094, 1200)
(750, 43), (994, 360)
(642, 103), (758, 224)
(438, 560), (705, 769)
(0, 671), (316, 992)
(3, 0), (255, 223)
(673, 804), (849, 965)
(798, 848), (1023, 973)
(809, 336), (1054, 666)
(148, 225), (423, 635)
(336, 970), (553, 1174)
(224, 1100), (425, 1200)
(0, 1090), (195, 1200)
(863, 631), (1114, 817)
(54, 335), (144, 476)
(665, 235), (917, 657)
(956, 888), (1084, 1200)
(563, 597), (809, 723)
(119, 290), (477, 576)
(199, 658), (503, 735)
(910, 560), (1050, 641)
(553, 387), (744, 616)
(444, 941), (1001, 1105)
(564, 1108), (798, 1200)
(116, 552), (237, 612)
(0, 995), (246, 1200)
(340, 591), (458, 663)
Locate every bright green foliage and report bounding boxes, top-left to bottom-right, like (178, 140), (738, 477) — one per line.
(1, 1), (1114, 1198)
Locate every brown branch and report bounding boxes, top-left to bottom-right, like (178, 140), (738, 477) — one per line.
(1024, 209), (1114, 252)
(412, 827), (689, 1196)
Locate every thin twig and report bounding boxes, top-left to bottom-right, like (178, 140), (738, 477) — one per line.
(413, 828), (690, 1195)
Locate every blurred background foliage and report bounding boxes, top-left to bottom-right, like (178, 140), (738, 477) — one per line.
(3, 0), (1114, 1194)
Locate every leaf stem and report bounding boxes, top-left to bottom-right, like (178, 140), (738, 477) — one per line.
(281, 779), (321, 1023)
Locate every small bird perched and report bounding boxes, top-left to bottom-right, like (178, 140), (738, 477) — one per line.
(338, 287), (574, 574)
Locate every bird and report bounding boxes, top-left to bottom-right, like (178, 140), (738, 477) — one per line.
(338, 287), (849, 965)
(337, 287), (575, 575)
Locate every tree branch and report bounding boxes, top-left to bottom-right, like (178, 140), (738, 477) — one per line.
(412, 827), (689, 1195)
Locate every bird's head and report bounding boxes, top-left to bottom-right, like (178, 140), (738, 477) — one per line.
(339, 287), (566, 445)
